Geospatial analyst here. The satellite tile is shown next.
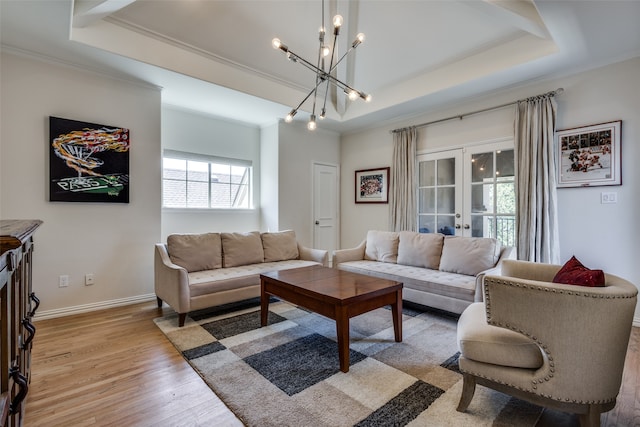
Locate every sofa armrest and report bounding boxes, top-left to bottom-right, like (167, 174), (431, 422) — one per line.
(154, 243), (191, 313)
(298, 243), (328, 267)
(332, 240), (366, 267)
(473, 246), (517, 302)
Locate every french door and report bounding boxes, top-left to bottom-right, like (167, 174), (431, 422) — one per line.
(417, 141), (516, 246)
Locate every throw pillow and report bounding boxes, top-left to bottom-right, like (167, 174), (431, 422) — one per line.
(166, 233), (222, 273)
(221, 231), (264, 267)
(439, 236), (501, 276)
(552, 256), (605, 287)
(396, 231), (444, 270)
(364, 230), (399, 263)
(262, 230), (299, 262)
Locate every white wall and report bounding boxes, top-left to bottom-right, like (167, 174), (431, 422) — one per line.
(161, 106), (261, 238)
(260, 122), (279, 232)
(276, 121), (340, 247)
(341, 57), (640, 318)
(0, 52), (162, 316)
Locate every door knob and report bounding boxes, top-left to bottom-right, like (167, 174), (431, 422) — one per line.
(315, 221), (320, 225)
(463, 224), (470, 229)
(455, 224), (461, 229)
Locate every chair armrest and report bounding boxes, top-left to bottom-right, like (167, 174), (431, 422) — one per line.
(483, 273), (637, 402)
(332, 240), (366, 267)
(154, 243), (191, 313)
(473, 246), (517, 302)
(298, 244), (328, 267)
(500, 259), (562, 282)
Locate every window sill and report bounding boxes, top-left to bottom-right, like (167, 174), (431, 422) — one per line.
(162, 208), (256, 214)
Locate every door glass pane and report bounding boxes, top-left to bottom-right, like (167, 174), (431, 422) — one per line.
(418, 188), (435, 213)
(471, 152), (493, 182)
(496, 216), (516, 247)
(496, 149), (514, 178)
(437, 187), (455, 213)
(471, 215), (492, 238)
(437, 158), (455, 185)
(437, 216), (455, 235)
(471, 183), (494, 213)
(418, 160), (435, 186)
(418, 215), (435, 234)
(496, 182), (515, 214)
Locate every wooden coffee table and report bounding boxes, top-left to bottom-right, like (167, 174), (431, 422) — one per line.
(260, 265), (403, 372)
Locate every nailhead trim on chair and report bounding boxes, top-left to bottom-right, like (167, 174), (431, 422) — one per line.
(479, 277), (628, 405)
(460, 368), (616, 405)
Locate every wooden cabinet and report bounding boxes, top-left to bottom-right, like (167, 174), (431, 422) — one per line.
(0, 220), (41, 427)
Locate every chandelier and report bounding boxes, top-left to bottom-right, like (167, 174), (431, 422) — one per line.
(271, 1), (371, 130)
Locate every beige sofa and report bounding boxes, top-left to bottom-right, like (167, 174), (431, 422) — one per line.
(155, 230), (328, 326)
(332, 230), (515, 315)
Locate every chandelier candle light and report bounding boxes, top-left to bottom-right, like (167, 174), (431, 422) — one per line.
(272, 1), (371, 130)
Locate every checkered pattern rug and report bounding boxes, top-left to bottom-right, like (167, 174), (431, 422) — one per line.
(154, 298), (542, 426)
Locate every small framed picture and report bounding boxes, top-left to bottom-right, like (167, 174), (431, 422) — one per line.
(556, 120), (621, 188)
(355, 167), (390, 203)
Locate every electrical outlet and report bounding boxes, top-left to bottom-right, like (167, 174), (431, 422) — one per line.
(59, 275), (69, 287)
(601, 192), (617, 204)
(85, 274), (95, 286)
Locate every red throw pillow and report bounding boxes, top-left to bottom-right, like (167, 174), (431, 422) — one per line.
(552, 256), (605, 287)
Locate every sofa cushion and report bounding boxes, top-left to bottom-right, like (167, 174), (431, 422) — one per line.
(262, 230), (299, 262)
(553, 256), (605, 287)
(439, 236), (501, 276)
(337, 260), (477, 302)
(364, 230), (399, 263)
(457, 302), (543, 369)
(397, 231), (444, 270)
(221, 231), (264, 267)
(166, 233), (222, 273)
(188, 259), (320, 297)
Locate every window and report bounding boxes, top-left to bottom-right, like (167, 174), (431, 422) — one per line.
(162, 150), (252, 209)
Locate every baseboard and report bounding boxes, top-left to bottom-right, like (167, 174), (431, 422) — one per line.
(33, 293), (157, 321)
(634, 316), (640, 328)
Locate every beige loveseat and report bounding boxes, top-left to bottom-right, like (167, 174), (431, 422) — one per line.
(333, 230), (515, 314)
(155, 230), (328, 326)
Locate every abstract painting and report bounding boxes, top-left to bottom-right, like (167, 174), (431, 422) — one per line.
(49, 116), (130, 202)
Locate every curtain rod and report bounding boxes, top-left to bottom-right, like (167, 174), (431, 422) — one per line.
(390, 88), (564, 134)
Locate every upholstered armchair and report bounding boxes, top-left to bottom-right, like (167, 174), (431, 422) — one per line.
(456, 259), (637, 427)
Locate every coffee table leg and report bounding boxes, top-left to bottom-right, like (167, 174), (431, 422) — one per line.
(260, 278), (269, 327)
(336, 306), (350, 373)
(392, 289), (403, 342)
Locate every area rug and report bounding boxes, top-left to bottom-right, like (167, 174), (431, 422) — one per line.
(154, 298), (543, 426)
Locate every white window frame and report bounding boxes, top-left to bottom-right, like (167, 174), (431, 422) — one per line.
(162, 149), (253, 210)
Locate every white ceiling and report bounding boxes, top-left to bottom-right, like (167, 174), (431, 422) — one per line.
(2, 0), (640, 133)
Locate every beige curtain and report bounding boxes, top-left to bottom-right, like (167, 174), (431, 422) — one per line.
(514, 95), (560, 263)
(390, 127), (417, 232)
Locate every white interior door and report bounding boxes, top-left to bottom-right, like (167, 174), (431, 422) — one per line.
(313, 162), (339, 265)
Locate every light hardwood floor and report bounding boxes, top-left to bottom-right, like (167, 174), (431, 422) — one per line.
(24, 301), (640, 426)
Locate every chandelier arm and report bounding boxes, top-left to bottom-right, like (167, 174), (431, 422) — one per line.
(290, 85), (321, 117)
(279, 47), (326, 78)
(321, 78), (331, 115)
(328, 45), (357, 74)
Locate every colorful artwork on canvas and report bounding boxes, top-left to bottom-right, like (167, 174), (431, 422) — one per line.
(49, 116), (130, 203)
